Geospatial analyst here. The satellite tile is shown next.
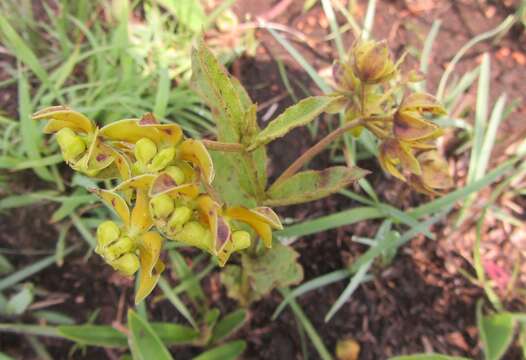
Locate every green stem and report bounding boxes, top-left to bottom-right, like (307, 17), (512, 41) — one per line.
(202, 140), (244, 152)
(272, 118), (364, 186)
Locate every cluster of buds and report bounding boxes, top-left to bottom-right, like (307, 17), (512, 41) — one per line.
(332, 40), (452, 195)
(34, 106), (282, 303)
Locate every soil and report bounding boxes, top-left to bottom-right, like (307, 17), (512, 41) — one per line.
(1, 0), (526, 359)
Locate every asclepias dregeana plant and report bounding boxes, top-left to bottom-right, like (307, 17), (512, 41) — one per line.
(33, 39), (452, 306)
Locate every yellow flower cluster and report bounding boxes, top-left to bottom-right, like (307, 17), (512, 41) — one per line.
(332, 40), (453, 195)
(34, 107), (282, 303)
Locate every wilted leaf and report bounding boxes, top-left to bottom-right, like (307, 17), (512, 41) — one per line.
(248, 96), (338, 150)
(221, 242), (303, 305)
(266, 166), (369, 206)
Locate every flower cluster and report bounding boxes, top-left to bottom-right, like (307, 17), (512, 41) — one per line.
(332, 40), (453, 195)
(34, 106), (282, 303)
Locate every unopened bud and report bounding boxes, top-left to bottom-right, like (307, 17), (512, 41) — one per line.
(177, 221), (213, 252)
(231, 231), (251, 251)
(149, 147), (176, 172)
(105, 236), (135, 261)
(111, 253), (140, 276)
(168, 206), (192, 232)
(96, 221), (120, 252)
(134, 138), (157, 165)
(165, 166), (185, 185)
(56, 128), (86, 161)
(352, 40), (395, 84)
(150, 194), (174, 219)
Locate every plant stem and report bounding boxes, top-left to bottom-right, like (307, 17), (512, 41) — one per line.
(202, 140), (244, 152)
(273, 118), (363, 186)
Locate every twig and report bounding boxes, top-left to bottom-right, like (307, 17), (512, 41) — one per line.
(273, 118), (363, 185)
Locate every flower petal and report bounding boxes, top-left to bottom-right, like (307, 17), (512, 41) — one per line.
(135, 231), (165, 304)
(100, 119), (163, 144)
(131, 189), (153, 233)
(179, 139), (215, 184)
(115, 174), (156, 193)
(394, 111), (441, 142)
(225, 207), (273, 248)
(196, 195), (221, 254)
(100, 117), (183, 146)
(91, 188), (131, 227)
(149, 173), (199, 199)
(33, 106), (95, 134)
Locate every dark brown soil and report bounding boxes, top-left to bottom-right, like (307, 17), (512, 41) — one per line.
(1, 1), (526, 359)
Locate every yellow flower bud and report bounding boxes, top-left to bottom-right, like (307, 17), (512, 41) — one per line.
(352, 40), (396, 84)
(176, 221), (214, 252)
(105, 236), (135, 261)
(149, 147), (176, 172)
(231, 231), (251, 251)
(150, 194), (174, 219)
(96, 221), (120, 253)
(167, 206), (192, 232)
(134, 138), (157, 165)
(56, 128), (86, 161)
(165, 165), (185, 185)
(111, 253), (140, 276)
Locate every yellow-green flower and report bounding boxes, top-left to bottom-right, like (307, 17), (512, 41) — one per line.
(33, 106), (131, 179)
(393, 93), (446, 146)
(100, 113), (214, 184)
(378, 138), (421, 181)
(92, 186), (164, 304)
(408, 150), (453, 196)
(351, 40), (397, 84)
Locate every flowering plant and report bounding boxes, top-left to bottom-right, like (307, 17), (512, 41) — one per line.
(34, 39), (451, 305)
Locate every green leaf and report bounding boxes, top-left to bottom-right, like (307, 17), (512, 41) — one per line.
(33, 311), (75, 325)
(222, 242), (303, 305)
(0, 351), (15, 360)
(191, 40), (244, 143)
(150, 322), (200, 345)
(57, 325), (128, 348)
(6, 284), (34, 315)
(266, 166), (369, 206)
(211, 310), (247, 343)
(248, 96), (338, 150)
(128, 310), (173, 360)
(193, 341), (246, 360)
(477, 304), (515, 360)
(157, 0), (206, 32)
(0, 254), (14, 275)
(277, 206), (384, 238)
(0, 14), (50, 85)
(192, 40), (266, 200)
(389, 355), (471, 360)
(210, 151), (257, 208)
(0, 246), (76, 291)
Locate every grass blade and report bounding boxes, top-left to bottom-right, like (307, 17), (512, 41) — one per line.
(158, 277), (198, 330)
(279, 288), (333, 360)
(324, 260), (372, 321)
(0, 246), (77, 291)
(436, 15), (515, 100)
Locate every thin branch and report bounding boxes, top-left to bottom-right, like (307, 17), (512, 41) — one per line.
(273, 118), (363, 186)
